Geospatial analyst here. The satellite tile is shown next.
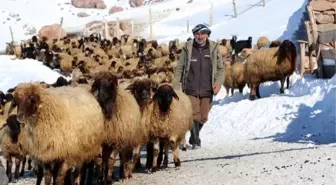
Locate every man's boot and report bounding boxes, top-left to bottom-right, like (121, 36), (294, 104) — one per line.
(197, 123), (204, 147)
(189, 120), (199, 149)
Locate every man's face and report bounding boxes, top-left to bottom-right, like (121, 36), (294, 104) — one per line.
(195, 31), (208, 45)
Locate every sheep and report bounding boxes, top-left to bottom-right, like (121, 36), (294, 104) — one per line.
(256, 36), (270, 49)
(244, 39), (297, 100)
(90, 71), (147, 183)
(223, 62), (233, 96)
(9, 82), (106, 185)
(231, 36), (253, 57)
(1, 114), (32, 183)
(125, 81), (193, 172)
(231, 62), (246, 94)
(269, 40), (282, 48)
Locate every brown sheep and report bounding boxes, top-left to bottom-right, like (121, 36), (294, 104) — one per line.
(256, 36), (270, 49)
(244, 40), (297, 100)
(1, 114), (32, 183)
(90, 71), (147, 182)
(126, 81), (193, 172)
(269, 40), (282, 48)
(231, 62), (246, 94)
(223, 62), (233, 96)
(9, 83), (106, 185)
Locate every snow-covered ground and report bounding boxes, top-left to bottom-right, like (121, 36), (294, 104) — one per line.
(0, 0), (335, 184)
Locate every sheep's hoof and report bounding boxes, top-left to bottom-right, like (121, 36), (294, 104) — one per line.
(280, 88), (285, 94)
(249, 95), (257, 101)
(150, 167), (158, 173)
(174, 158), (181, 167)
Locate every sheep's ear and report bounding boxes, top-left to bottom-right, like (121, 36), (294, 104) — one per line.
(125, 83), (134, 91)
(5, 93), (13, 102)
(172, 91), (179, 100)
(8, 100), (16, 115)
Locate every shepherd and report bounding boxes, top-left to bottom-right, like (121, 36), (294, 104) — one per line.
(172, 23), (224, 149)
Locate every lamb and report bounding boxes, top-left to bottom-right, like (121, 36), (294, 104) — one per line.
(9, 82), (106, 185)
(244, 39), (297, 100)
(90, 71), (147, 183)
(1, 114), (32, 183)
(125, 80), (193, 172)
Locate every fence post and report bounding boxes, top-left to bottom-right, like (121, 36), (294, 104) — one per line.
(187, 20), (189, 33)
(149, 8), (153, 40)
(262, 0), (266, 7)
(232, 0), (237, 18)
(58, 17), (64, 41)
(9, 26), (17, 58)
(116, 17), (120, 39)
(131, 20), (134, 36)
(209, 1), (213, 26)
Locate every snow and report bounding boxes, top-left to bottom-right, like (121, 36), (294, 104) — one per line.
(0, 56), (68, 92)
(0, 0), (336, 184)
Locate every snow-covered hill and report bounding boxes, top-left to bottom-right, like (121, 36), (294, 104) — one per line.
(0, 0), (335, 184)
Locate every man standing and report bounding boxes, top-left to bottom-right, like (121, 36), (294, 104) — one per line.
(172, 23), (224, 149)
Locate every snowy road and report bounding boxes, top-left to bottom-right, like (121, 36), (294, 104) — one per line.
(4, 139), (335, 185)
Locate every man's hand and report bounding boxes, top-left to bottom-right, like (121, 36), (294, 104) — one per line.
(213, 84), (221, 95)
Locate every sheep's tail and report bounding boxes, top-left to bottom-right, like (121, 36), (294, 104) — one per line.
(277, 40), (297, 70)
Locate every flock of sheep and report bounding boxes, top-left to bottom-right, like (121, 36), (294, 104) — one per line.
(0, 32), (298, 185)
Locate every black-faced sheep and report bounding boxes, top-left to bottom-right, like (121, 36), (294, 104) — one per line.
(244, 39), (297, 100)
(9, 83), (106, 185)
(1, 114), (32, 183)
(90, 71), (147, 183)
(126, 81), (193, 172)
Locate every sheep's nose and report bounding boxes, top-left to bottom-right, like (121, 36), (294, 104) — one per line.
(142, 92), (149, 99)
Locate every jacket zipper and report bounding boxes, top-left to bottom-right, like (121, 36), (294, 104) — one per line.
(199, 48), (202, 98)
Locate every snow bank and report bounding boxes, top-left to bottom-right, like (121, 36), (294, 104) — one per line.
(0, 56), (67, 92)
(201, 73), (335, 147)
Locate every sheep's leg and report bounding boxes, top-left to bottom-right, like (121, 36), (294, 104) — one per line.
(225, 87), (230, 96)
(106, 149), (118, 184)
(55, 162), (69, 185)
(249, 84), (258, 100)
(151, 138), (160, 173)
(145, 141), (154, 171)
(280, 77), (286, 94)
(162, 143), (170, 169)
(6, 156), (13, 183)
(121, 147), (134, 180)
(157, 141), (165, 168)
(28, 157), (33, 170)
(43, 163), (53, 185)
(20, 156), (27, 177)
(35, 163), (44, 185)
(14, 158), (21, 180)
(286, 76), (290, 89)
(256, 84), (261, 99)
(181, 136), (187, 151)
(169, 139), (181, 168)
(131, 144), (142, 172)
(101, 145), (113, 184)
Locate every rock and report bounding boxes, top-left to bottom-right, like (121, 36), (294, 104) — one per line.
(315, 13), (335, 24)
(71, 0), (106, 9)
(109, 6), (124, 14)
(129, 0), (144, 7)
(38, 24), (67, 40)
(25, 26), (37, 35)
(0, 161), (8, 185)
(77, 12), (90, 17)
(83, 20), (131, 39)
